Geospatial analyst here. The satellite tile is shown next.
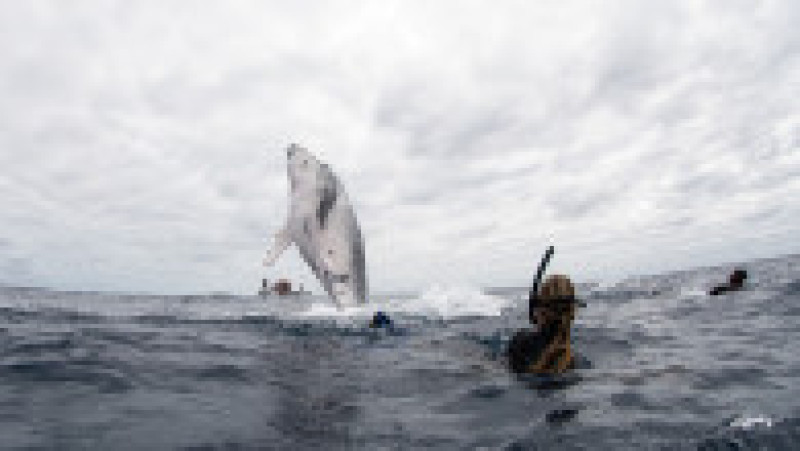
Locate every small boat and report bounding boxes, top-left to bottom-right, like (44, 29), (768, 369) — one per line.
(258, 278), (310, 297)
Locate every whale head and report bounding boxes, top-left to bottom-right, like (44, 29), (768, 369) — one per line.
(286, 143), (325, 193)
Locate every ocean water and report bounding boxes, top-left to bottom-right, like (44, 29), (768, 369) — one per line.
(1, 255), (798, 450)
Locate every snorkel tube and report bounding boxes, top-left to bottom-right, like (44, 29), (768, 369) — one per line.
(528, 245), (555, 324)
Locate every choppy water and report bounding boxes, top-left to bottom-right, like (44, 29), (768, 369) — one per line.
(1, 255), (799, 450)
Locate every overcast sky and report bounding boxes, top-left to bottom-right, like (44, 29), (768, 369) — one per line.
(1, 1), (798, 295)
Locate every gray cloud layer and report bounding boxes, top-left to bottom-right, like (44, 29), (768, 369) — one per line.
(1, 1), (798, 294)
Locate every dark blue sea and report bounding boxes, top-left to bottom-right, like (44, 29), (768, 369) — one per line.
(1, 255), (798, 450)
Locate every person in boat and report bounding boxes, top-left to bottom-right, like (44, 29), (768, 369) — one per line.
(508, 274), (578, 375)
(709, 268), (748, 296)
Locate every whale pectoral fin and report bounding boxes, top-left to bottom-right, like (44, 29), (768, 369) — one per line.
(263, 227), (291, 267)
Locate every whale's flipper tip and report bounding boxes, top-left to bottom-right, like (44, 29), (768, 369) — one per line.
(263, 227), (291, 268)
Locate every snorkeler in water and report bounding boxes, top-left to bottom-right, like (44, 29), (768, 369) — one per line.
(370, 311), (393, 328)
(508, 274), (577, 374)
(709, 268), (748, 296)
(508, 247), (578, 375)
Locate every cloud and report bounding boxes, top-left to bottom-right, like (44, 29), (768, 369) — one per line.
(0, 0), (798, 294)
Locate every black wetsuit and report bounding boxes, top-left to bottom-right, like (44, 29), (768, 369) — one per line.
(709, 270), (747, 296)
(507, 323), (560, 374)
(709, 285), (732, 296)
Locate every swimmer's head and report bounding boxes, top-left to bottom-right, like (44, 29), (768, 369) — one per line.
(540, 274), (575, 300)
(534, 274), (577, 326)
(729, 268), (748, 286)
(370, 311), (392, 328)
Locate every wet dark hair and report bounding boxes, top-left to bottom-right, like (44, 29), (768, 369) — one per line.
(539, 295), (578, 306)
(370, 311), (392, 328)
(531, 296), (578, 329)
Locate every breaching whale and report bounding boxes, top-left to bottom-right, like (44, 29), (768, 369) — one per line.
(263, 144), (367, 307)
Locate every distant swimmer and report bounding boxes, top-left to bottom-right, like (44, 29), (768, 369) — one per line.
(709, 268), (748, 296)
(369, 311), (393, 329)
(263, 144), (368, 308)
(508, 247), (578, 375)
